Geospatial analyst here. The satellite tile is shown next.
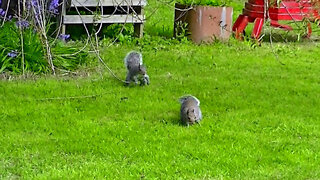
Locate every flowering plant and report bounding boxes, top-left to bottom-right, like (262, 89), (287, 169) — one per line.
(0, 0), (87, 74)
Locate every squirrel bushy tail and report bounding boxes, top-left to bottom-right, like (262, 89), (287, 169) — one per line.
(124, 51), (143, 69)
(124, 51), (149, 86)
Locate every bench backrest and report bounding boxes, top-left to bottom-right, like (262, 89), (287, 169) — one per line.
(69, 0), (147, 7)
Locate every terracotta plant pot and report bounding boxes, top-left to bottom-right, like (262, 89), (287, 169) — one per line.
(174, 3), (233, 44)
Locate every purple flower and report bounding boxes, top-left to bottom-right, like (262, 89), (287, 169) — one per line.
(16, 20), (30, 28)
(0, 8), (5, 17)
(7, 50), (18, 58)
(49, 0), (59, 15)
(58, 34), (70, 41)
(31, 0), (38, 7)
(0, 8), (11, 21)
(26, 0), (31, 10)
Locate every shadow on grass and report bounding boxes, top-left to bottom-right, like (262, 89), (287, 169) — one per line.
(261, 33), (316, 43)
(160, 112), (199, 128)
(159, 111), (183, 126)
(244, 26), (320, 43)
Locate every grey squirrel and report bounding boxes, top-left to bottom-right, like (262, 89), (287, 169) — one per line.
(179, 95), (202, 126)
(124, 51), (150, 86)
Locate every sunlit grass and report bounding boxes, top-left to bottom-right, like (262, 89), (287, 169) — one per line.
(1, 0), (320, 178)
(1, 41), (320, 178)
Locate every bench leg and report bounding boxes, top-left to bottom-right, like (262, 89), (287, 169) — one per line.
(61, 24), (66, 35)
(58, 0), (69, 35)
(134, 23), (144, 38)
(57, 0), (67, 35)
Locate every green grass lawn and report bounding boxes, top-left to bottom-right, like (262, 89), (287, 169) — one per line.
(1, 0), (320, 179)
(1, 41), (320, 179)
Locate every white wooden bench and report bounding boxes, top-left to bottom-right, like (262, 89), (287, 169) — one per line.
(60, 0), (146, 37)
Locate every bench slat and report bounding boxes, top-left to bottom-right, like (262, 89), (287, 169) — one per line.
(63, 14), (144, 24)
(70, 0), (146, 7)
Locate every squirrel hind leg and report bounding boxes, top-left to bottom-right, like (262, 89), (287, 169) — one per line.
(133, 76), (138, 85)
(144, 74), (150, 85)
(125, 73), (132, 85)
(139, 76), (149, 86)
(124, 81), (130, 86)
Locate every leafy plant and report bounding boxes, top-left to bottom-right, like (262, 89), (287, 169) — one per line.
(0, 21), (48, 74)
(51, 42), (89, 71)
(174, 21), (190, 43)
(0, 21), (90, 74)
(102, 24), (134, 43)
(0, 49), (12, 73)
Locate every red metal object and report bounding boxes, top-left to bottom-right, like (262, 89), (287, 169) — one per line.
(232, 0), (320, 39)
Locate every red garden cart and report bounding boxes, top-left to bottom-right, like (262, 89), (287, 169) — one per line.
(232, 0), (320, 39)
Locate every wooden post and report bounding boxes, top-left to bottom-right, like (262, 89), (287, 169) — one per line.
(61, 0), (68, 34)
(57, 0), (67, 35)
(134, 6), (144, 38)
(134, 23), (144, 38)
